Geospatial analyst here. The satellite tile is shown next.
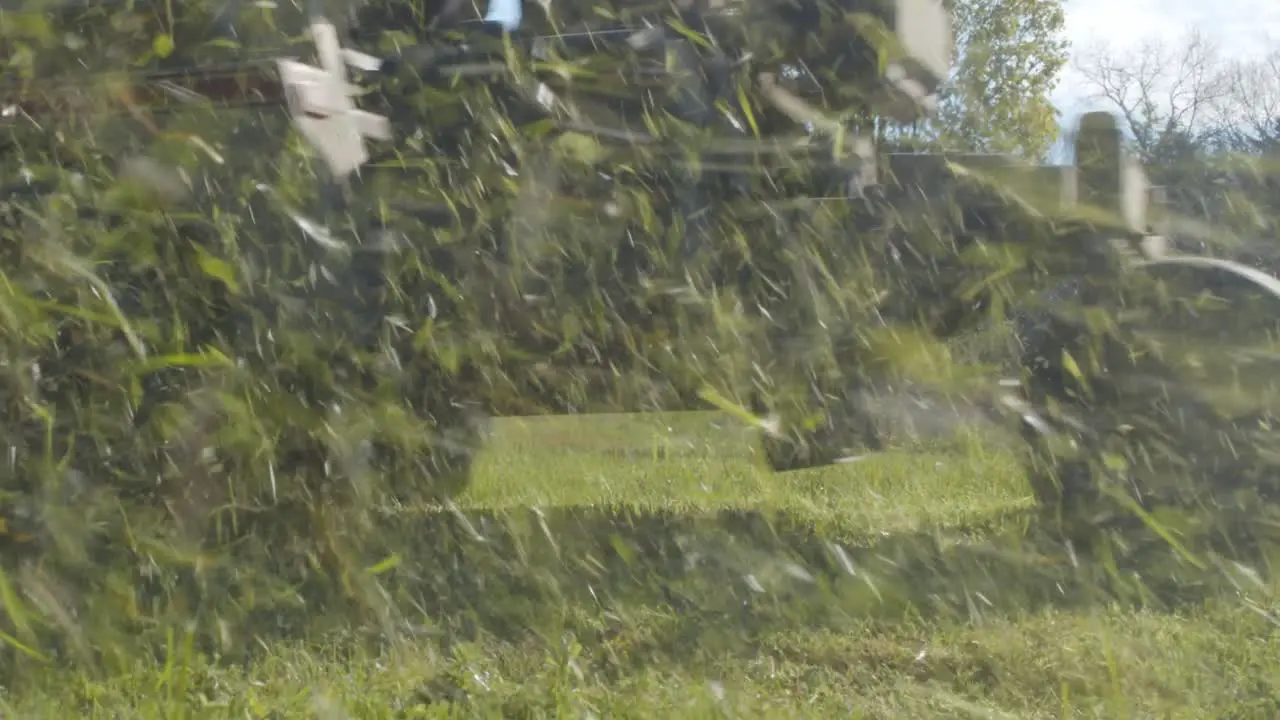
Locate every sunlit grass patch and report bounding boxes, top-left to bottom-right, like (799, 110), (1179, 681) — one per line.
(468, 413), (1031, 533)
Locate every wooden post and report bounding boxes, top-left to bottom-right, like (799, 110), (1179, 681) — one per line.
(1074, 111), (1147, 234)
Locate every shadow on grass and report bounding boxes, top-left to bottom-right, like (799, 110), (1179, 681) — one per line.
(166, 502), (1278, 671)
(8, 498), (1277, 685)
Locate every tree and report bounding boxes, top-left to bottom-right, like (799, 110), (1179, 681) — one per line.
(1215, 50), (1280, 244)
(1071, 31), (1280, 258)
(931, 0), (1069, 159)
(1071, 31), (1227, 220)
(1072, 30), (1229, 164)
(1217, 50), (1280, 154)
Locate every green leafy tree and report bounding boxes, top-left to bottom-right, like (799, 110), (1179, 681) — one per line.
(930, 0), (1069, 159)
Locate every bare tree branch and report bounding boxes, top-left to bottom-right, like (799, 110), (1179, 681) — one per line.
(1072, 29), (1230, 161)
(1216, 50), (1280, 151)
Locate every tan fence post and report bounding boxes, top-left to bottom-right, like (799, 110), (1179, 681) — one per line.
(1074, 111), (1147, 234)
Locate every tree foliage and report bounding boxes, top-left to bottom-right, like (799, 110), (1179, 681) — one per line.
(930, 0), (1069, 158)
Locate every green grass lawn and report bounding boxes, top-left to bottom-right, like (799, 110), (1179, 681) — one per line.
(5, 412), (1280, 718)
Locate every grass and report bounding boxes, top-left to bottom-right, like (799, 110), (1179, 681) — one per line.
(4, 411), (1280, 718)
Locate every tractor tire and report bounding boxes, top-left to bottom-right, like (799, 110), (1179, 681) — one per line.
(754, 382), (884, 472)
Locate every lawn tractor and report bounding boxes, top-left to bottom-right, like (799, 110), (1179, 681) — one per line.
(1, 0), (1278, 544)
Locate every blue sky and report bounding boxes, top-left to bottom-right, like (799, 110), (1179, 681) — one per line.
(1055, 0), (1280, 114)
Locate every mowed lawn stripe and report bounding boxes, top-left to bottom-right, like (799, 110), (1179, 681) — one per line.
(468, 412), (1032, 535)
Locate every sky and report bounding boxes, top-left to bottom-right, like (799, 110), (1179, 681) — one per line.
(1055, 0), (1280, 114)
(1045, 0), (1280, 160)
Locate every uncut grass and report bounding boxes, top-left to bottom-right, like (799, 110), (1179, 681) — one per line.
(5, 412), (1280, 718)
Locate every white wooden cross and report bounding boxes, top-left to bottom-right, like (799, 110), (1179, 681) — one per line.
(277, 18), (392, 178)
(278, 5), (528, 176)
